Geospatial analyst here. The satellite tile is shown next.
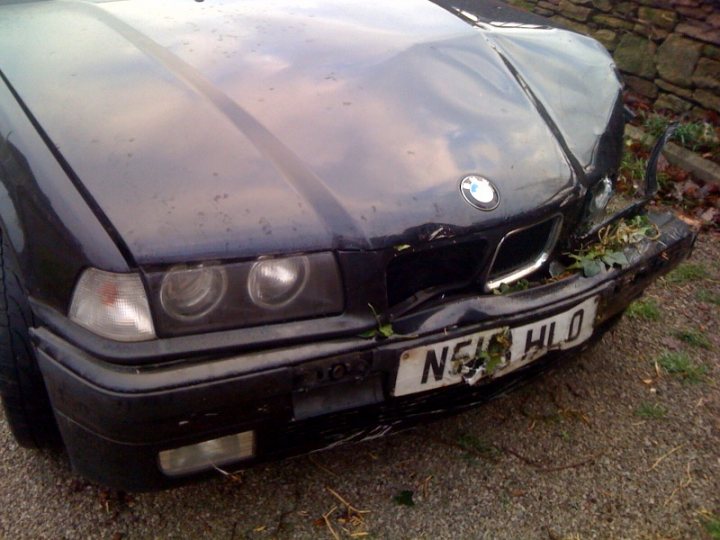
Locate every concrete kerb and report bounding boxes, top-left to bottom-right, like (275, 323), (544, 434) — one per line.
(625, 124), (720, 185)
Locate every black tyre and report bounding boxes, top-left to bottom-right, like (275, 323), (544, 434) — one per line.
(0, 230), (59, 448)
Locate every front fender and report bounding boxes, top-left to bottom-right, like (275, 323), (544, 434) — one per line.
(0, 73), (130, 312)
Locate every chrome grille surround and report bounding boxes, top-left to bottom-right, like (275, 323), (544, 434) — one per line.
(485, 216), (563, 291)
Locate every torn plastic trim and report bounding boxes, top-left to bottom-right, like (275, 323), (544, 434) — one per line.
(392, 210), (693, 337)
(644, 122), (678, 198)
(575, 123), (678, 245)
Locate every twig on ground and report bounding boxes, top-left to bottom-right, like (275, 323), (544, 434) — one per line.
(665, 460), (694, 505)
(419, 475), (433, 501)
(498, 444), (544, 467)
(309, 455), (340, 478)
(212, 464), (244, 483)
(326, 487), (369, 516)
(323, 487), (370, 538)
(322, 506), (340, 540)
(649, 443), (687, 471)
(499, 444), (604, 473)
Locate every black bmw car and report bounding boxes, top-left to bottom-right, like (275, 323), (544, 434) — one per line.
(0, 0), (695, 490)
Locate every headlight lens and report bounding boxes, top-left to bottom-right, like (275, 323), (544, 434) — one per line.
(69, 268), (156, 342)
(160, 265), (228, 320)
(144, 252), (344, 337)
(587, 176), (613, 222)
(248, 256), (309, 308)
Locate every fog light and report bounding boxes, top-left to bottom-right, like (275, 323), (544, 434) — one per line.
(158, 431), (255, 476)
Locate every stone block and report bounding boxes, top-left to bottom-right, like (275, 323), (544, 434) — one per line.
(702, 44), (720, 60)
(656, 35), (703, 86)
(654, 93), (693, 112)
(558, 0), (592, 22)
(550, 15), (590, 34)
(615, 2), (635, 15)
(708, 13), (720, 29)
(534, 7), (554, 16)
(591, 0), (612, 12)
(614, 34), (657, 78)
(592, 15), (634, 31)
(638, 0), (674, 7)
(693, 89), (720, 112)
(593, 29), (618, 50)
(624, 75), (658, 98)
(634, 24), (669, 42)
(655, 78), (693, 98)
(692, 58), (720, 90)
(638, 7), (676, 30)
(538, 1), (558, 10)
(676, 23), (720, 46)
(676, 6), (709, 18)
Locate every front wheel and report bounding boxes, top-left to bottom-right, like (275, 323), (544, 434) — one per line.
(0, 231), (59, 448)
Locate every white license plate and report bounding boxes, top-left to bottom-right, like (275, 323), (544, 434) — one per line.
(393, 296), (598, 397)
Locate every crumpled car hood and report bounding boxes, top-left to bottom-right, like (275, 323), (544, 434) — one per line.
(0, 0), (621, 265)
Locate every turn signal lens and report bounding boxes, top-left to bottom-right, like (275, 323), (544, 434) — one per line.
(160, 265), (227, 320)
(69, 268), (156, 342)
(248, 256), (309, 308)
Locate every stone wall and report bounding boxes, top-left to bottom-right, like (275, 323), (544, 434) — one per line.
(507, 0), (720, 118)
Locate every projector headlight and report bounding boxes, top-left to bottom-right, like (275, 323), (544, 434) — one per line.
(144, 252), (344, 337)
(247, 256), (309, 308)
(160, 265), (228, 321)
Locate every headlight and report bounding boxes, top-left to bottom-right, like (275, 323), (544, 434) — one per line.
(248, 256), (309, 308)
(69, 268), (156, 342)
(160, 265), (227, 320)
(144, 252), (344, 337)
(587, 176), (613, 222)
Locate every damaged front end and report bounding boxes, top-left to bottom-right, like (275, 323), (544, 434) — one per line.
(30, 128), (697, 491)
(440, 123), (692, 306)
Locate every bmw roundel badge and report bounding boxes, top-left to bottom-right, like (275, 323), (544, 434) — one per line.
(459, 175), (499, 211)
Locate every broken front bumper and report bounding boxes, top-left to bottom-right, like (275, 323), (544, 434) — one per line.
(31, 211), (695, 491)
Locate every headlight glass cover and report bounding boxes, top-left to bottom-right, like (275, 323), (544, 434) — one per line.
(145, 252), (344, 337)
(161, 265), (228, 320)
(248, 256), (309, 308)
(586, 176), (614, 223)
(69, 268), (156, 342)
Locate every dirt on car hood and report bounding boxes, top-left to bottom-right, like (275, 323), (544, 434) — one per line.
(0, 0), (621, 265)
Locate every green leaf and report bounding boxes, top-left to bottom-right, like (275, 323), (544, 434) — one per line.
(393, 490), (415, 507)
(485, 354), (502, 375)
(602, 251), (629, 268)
(378, 324), (394, 338)
(582, 258), (604, 277)
(358, 329), (378, 339)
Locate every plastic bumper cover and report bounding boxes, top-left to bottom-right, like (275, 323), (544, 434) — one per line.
(31, 211), (695, 490)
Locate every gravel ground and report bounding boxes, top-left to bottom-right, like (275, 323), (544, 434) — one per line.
(1, 231), (718, 540)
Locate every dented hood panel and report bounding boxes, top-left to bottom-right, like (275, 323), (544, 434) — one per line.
(0, 0), (621, 264)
